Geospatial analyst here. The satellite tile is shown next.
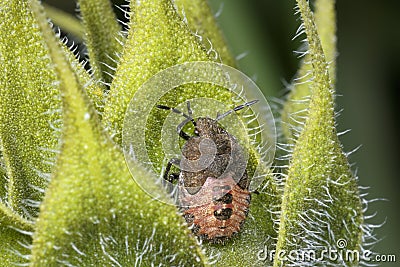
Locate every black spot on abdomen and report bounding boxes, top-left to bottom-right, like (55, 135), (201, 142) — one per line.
(213, 193), (233, 204)
(214, 208), (233, 220)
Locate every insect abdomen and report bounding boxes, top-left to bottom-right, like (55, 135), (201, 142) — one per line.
(180, 176), (251, 243)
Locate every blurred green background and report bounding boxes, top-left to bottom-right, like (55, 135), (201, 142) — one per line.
(43, 0), (399, 265)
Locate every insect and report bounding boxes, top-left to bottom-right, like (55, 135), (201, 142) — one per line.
(157, 100), (257, 244)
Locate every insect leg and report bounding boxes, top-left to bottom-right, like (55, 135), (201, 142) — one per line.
(177, 101), (197, 139)
(177, 119), (191, 140)
(163, 158), (181, 182)
(167, 173), (180, 183)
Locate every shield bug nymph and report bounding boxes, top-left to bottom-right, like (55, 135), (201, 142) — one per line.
(157, 100), (258, 244)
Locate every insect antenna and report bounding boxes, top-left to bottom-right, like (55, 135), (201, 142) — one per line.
(216, 99), (259, 121)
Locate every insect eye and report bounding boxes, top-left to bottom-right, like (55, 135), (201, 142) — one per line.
(194, 129), (199, 136)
